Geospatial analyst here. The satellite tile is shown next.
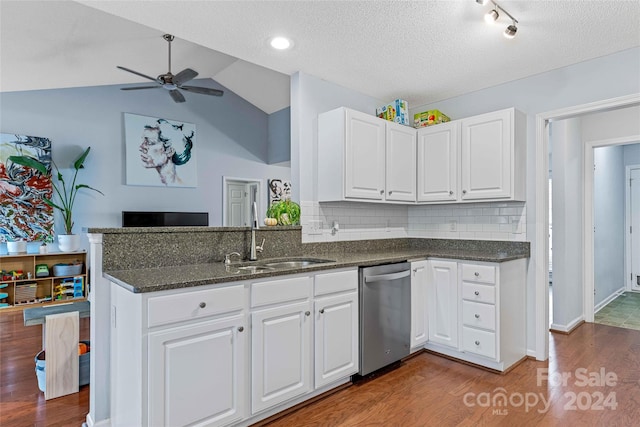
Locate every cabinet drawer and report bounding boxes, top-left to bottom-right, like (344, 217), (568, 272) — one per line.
(148, 285), (244, 328)
(251, 276), (311, 308)
(314, 269), (358, 296)
(462, 327), (496, 359)
(462, 283), (496, 304)
(461, 264), (495, 284)
(462, 300), (496, 331)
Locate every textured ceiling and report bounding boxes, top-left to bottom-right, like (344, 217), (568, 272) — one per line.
(2, 0), (639, 114)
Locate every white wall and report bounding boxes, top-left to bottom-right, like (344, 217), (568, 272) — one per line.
(550, 118), (584, 329)
(593, 145), (625, 306)
(1, 79), (291, 251)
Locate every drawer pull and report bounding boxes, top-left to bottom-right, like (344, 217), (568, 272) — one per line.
(474, 291), (480, 296)
(199, 302), (206, 309)
(474, 272), (480, 277)
(475, 340), (480, 346)
(237, 326), (244, 332)
(475, 314), (480, 319)
(319, 308), (325, 314)
(305, 311), (311, 316)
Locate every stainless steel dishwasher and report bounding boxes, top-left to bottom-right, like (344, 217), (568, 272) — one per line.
(358, 262), (411, 376)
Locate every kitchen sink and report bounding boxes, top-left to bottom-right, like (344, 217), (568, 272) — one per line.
(262, 259), (335, 269)
(236, 265), (275, 273)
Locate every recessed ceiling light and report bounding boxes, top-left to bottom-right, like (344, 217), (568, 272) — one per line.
(270, 36), (292, 50)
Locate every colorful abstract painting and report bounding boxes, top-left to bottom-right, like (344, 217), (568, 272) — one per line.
(124, 113), (197, 187)
(0, 134), (54, 243)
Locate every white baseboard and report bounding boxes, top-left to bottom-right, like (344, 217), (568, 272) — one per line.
(550, 315), (584, 333)
(85, 413), (110, 427)
(594, 287), (625, 313)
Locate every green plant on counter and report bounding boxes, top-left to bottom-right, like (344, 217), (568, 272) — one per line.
(267, 199), (301, 225)
(9, 147), (104, 235)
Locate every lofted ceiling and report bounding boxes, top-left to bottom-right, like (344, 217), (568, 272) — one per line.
(1, 1), (639, 114)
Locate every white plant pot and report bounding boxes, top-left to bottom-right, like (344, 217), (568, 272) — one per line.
(58, 234), (81, 252)
(7, 240), (27, 254)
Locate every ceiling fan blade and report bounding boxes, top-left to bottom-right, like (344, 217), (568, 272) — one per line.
(117, 66), (158, 83)
(120, 86), (161, 91)
(169, 89), (186, 103)
(173, 68), (198, 86)
(180, 86), (224, 97)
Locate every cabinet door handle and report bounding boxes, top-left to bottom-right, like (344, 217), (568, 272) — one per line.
(449, 190), (454, 196)
(475, 314), (480, 319)
(237, 326), (244, 332)
(388, 191), (393, 195)
(474, 272), (480, 277)
(379, 190), (384, 195)
(462, 190), (467, 195)
(475, 340), (480, 346)
(199, 302), (206, 309)
(474, 291), (480, 296)
(319, 309), (325, 314)
(305, 311), (311, 316)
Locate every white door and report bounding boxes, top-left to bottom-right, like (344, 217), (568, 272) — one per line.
(344, 109), (386, 200)
(417, 122), (459, 202)
(314, 291), (359, 388)
(427, 260), (459, 348)
(386, 122), (417, 202)
(252, 301), (312, 414)
(148, 315), (246, 427)
(227, 182), (248, 226)
(631, 168), (640, 290)
(460, 109), (512, 200)
(410, 260), (428, 350)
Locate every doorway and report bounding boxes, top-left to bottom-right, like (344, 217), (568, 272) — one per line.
(222, 177), (262, 227)
(534, 93), (640, 361)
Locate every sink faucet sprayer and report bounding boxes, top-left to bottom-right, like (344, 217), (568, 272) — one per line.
(250, 201), (265, 261)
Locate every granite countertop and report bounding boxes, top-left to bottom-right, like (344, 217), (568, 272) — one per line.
(104, 246), (528, 294)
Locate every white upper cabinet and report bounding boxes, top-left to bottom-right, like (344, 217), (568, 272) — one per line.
(417, 122), (458, 202)
(318, 107), (416, 203)
(344, 109), (386, 200)
(461, 108), (522, 201)
(386, 122), (417, 202)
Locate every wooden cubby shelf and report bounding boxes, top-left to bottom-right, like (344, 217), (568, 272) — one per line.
(0, 251), (87, 312)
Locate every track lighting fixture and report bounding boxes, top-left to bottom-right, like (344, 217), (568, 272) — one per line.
(484, 8), (499, 24)
(476, 0), (519, 39)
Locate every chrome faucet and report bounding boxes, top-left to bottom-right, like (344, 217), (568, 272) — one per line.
(224, 252), (242, 265)
(249, 201), (265, 261)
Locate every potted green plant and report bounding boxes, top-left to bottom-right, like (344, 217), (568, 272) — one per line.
(266, 199), (301, 225)
(9, 147), (103, 252)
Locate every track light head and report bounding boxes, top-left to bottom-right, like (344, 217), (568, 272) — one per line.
(504, 23), (518, 39)
(475, 0), (488, 5)
(484, 8), (499, 24)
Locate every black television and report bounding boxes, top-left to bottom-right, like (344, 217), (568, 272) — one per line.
(122, 211), (209, 227)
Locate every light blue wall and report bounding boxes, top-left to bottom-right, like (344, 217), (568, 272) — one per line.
(268, 107), (291, 164)
(0, 78), (291, 248)
(624, 143), (640, 166)
(593, 145), (625, 305)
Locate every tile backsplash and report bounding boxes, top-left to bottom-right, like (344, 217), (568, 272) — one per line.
(301, 201), (526, 242)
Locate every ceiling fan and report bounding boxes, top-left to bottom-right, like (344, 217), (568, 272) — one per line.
(117, 34), (223, 103)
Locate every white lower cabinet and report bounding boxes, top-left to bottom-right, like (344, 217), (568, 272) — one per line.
(410, 260), (428, 351)
(148, 315), (246, 427)
(110, 268), (359, 427)
(314, 269), (359, 388)
(426, 259), (458, 349)
(425, 258), (526, 372)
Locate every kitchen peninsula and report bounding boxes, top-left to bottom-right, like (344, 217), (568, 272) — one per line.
(86, 226), (529, 427)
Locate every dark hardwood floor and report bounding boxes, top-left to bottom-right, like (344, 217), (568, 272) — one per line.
(1, 309), (639, 427)
(267, 323), (640, 427)
(0, 309), (90, 427)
